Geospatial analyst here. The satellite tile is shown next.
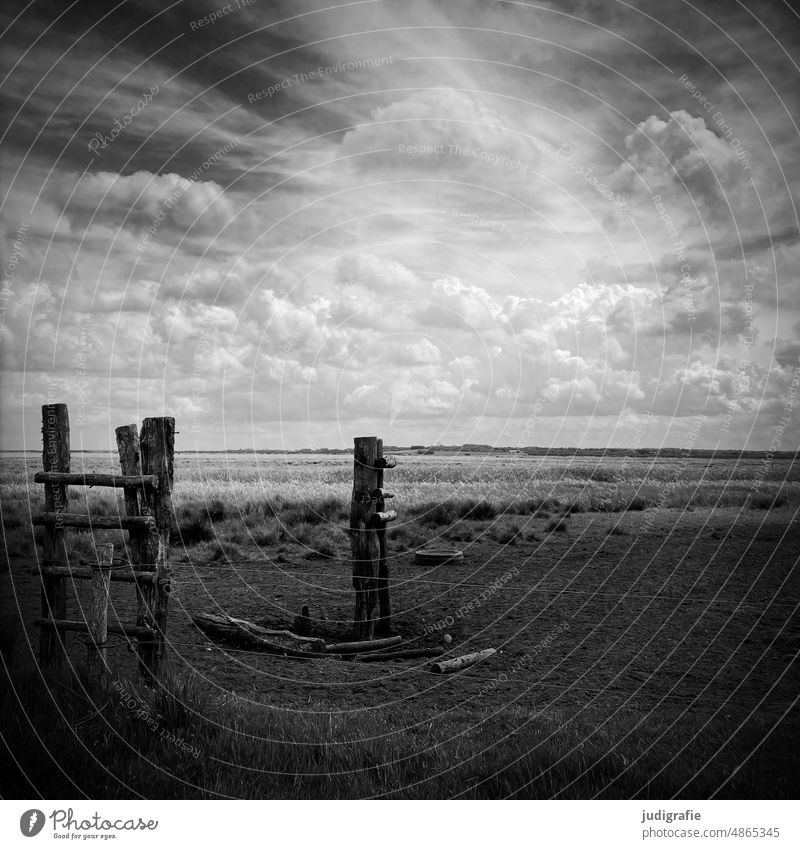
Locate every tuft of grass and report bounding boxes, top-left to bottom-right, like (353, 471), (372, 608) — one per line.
(282, 497), (345, 527)
(546, 517), (569, 533)
(414, 501), (456, 526)
(625, 494), (648, 511)
(458, 498), (497, 521)
(172, 504), (215, 546)
(489, 522), (521, 545)
(749, 492), (788, 510)
(290, 523), (338, 559)
(206, 498), (226, 522)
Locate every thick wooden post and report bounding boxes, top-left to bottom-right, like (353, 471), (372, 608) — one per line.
(86, 543), (113, 681)
(40, 403), (70, 666)
(351, 437), (379, 640)
(375, 438), (393, 636)
(139, 417), (174, 679)
(116, 423), (151, 677)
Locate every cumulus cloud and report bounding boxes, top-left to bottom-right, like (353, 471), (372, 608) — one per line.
(611, 110), (748, 214)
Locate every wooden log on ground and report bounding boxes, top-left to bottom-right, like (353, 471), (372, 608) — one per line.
(35, 618), (154, 639)
(355, 647), (443, 662)
(227, 616), (326, 649)
(430, 648), (496, 674)
(29, 566), (157, 583)
(34, 472), (158, 488)
(192, 613), (327, 655)
(32, 513), (156, 530)
(325, 635), (402, 654)
(86, 543), (113, 680)
(351, 436), (379, 640)
(40, 403), (69, 667)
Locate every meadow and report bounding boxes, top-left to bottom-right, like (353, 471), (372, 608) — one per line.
(2, 450), (798, 563)
(1, 450), (799, 799)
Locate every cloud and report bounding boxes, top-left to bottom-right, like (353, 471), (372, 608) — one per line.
(341, 87), (538, 186)
(611, 110), (748, 214)
(45, 171), (236, 239)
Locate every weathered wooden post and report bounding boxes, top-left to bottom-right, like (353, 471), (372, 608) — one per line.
(138, 417), (175, 679)
(86, 543), (113, 681)
(351, 437), (379, 640)
(350, 437), (397, 640)
(375, 438), (394, 636)
(115, 423), (151, 677)
(40, 403), (70, 666)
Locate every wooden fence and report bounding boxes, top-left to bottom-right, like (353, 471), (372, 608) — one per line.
(29, 413), (396, 666)
(31, 403), (175, 680)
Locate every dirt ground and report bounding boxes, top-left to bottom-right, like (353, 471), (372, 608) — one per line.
(4, 506), (799, 753)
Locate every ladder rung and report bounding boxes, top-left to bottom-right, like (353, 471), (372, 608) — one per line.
(34, 472), (159, 489)
(32, 513), (156, 530)
(29, 566), (157, 583)
(34, 617), (155, 639)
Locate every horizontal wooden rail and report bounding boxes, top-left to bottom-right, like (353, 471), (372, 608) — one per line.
(34, 617), (154, 639)
(29, 566), (157, 583)
(372, 510), (397, 523)
(34, 472), (158, 489)
(32, 513), (156, 530)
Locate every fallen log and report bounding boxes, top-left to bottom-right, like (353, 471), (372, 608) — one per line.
(226, 616), (325, 648)
(355, 647), (443, 663)
(430, 648), (496, 674)
(193, 613), (327, 656)
(325, 635), (402, 654)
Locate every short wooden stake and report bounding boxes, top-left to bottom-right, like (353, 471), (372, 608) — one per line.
(86, 543), (113, 680)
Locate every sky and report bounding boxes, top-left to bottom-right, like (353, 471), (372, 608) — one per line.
(1, 0), (799, 451)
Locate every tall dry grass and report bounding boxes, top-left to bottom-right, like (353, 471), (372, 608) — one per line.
(2, 452), (798, 564)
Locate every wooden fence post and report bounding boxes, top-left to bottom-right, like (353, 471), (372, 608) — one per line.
(375, 438), (393, 636)
(351, 437), (379, 640)
(139, 417), (174, 679)
(40, 403), (69, 666)
(115, 424), (151, 678)
(86, 543), (113, 681)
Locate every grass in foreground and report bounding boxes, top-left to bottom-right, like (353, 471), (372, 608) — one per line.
(1, 665), (795, 799)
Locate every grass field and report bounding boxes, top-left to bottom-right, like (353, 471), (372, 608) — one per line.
(1, 451), (799, 799)
(2, 451), (798, 563)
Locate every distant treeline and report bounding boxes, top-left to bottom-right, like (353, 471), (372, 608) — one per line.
(3, 446), (796, 459)
(184, 446), (797, 459)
